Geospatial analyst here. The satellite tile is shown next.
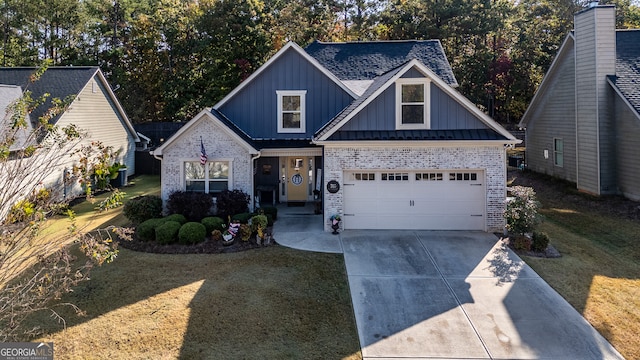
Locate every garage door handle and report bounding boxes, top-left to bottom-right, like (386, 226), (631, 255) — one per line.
(344, 213), (355, 216)
(470, 214), (483, 217)
(344, 183), (355, 186)
(470, 184), (483, 186)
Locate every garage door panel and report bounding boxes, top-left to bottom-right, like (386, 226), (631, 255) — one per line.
(412, 215), (484, 230)
(343, 170), (486, 231)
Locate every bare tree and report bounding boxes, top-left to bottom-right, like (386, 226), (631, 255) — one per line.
(0, 64), (131, 341)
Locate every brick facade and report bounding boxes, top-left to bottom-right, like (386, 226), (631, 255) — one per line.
(159, 117), (253, 205)
(322, 144), (507, 232)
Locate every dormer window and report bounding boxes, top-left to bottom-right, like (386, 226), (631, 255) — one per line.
(396, 79), (430, 129)
(277, 90), (306, 133)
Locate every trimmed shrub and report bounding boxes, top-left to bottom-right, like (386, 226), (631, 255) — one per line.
(250, 214), (268, 232)
(211, 229), (223, 242)
(505, 186), (541, 235)
(266, 214), (274, 227)
(201, 216), (225, 233)
(232, 212), (253, 224)
(239, 224), (252, 241)
(123, 195), (163, 224)
(261, 206), (277, 221)
(532, 231), (550, 252)
(178, 222), (207, 244)
(512, 235), (532, 252)
(167, 191), (213, 221)
(137, 218), (166, 242)
(164, 213), (187, 225)
(216, 189), (250, 219)
(156, 221), (181, 244)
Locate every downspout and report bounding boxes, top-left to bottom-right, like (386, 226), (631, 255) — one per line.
(251, 152), (262, 211)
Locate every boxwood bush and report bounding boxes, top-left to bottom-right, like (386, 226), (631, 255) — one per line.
(232, 212), (253, 224)
(167, 191), (213, 221)
(532, 231), (550, 252)
(178, 222), (207, 244)
(123, 195), (163, 224)
(201, 216), (225, 233)
(164, 213), (187, 225)
(156, 221), (182, 244)
(261, 206), (277, 221)
(137, 218), (166, 242)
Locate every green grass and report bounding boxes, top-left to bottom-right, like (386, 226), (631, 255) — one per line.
(28, 247), (362, 360)
(512, 172), (640, 359)
(24, 175), (362, 359)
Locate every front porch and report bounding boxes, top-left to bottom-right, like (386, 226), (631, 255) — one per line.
(267, 201), (342, 253)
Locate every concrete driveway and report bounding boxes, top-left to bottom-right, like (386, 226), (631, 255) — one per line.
(340, 230), (623, 360)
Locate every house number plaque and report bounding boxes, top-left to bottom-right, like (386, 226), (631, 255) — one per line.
(327, 180), (340, 193)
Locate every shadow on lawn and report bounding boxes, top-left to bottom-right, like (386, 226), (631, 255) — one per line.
(26, 246), (361, 359)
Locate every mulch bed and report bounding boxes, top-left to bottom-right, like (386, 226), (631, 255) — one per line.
(119, 227), (277, 254)
(499, 235), (562, 258)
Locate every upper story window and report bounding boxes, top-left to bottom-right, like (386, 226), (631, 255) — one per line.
(396, 79), (430, 130)
(277, 90), (306, 133)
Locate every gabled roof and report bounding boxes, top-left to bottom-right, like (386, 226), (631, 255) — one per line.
(214, 42), (357, 109)
(0, 67), (98, 123)
(0, 67), (139, 141)
(151, 108), (258, 156)
(518, 33), (575, 128)
(520, 29), (640, 128)
(304, 40), (458, 87)
(0, 84), (33, 151)
(314, 59), (517, 143)
(609, 30), (640, 117)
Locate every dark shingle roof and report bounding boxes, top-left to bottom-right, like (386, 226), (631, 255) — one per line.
(209, 108), (257, 149)
(314, 62), (407, 139)
(612, 30), (640, 115)
(327, 129), (508, 141)
(0, 67), (99, 124)
(304, 40), (458, 86)
(252, 139), (315, 149)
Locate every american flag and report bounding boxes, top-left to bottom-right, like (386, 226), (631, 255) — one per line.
(200, 139), (208, 166)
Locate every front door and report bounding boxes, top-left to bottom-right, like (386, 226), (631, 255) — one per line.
(286, 157), (308, 202)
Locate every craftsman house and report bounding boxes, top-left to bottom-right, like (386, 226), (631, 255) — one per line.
(0, 67), (139, 200)
(519, 5), (640, 200)
(152, 41), (519, 232)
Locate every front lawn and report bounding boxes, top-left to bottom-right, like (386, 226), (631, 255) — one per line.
(23, 175), (362, 359)
(510, 170), (640, 359)
(28, 247), (361, 359)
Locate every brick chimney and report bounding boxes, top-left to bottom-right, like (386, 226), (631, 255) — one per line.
(574, 4), (616, 195)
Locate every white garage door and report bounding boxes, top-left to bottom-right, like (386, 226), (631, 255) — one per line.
(343, 170), (485, 230)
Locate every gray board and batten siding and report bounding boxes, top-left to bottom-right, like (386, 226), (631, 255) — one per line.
(524, 38), (577, 183)
(614, 94), (640, 200)
(612, 29), (640, 201)
(574, 5), (617, 195)
(217, 48), (354, 139)
(339, 77), (489, 132)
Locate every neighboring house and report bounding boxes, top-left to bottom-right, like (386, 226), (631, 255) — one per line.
(152, 41), (519, 232)
(519, 4), (640, 200)
(0, 67), (139, 200)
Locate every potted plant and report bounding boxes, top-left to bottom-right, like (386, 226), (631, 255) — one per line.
(330, 214), (341, 235)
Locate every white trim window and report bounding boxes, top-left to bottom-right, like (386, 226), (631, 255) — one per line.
(184, 160), (231, 194)
(277, 90), (306, 133)
(554, 138), (563, 167)
(396, 79), (430, 129)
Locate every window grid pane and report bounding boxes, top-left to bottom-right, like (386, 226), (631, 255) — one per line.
(282, 96), (300, 111)
(282, 113), (301, 128)
(402, 84), (424, 102)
